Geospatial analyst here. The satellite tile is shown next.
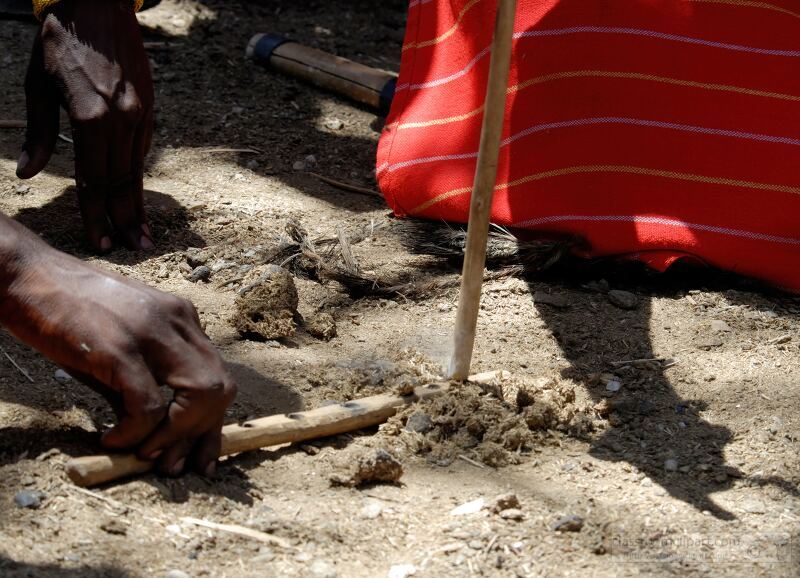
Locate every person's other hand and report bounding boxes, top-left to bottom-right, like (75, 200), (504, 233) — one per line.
(17, 0), (155, 252)
(1, 244), (236, 476)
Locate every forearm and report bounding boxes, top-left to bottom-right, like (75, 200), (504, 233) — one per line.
(0, 213), (51, 322)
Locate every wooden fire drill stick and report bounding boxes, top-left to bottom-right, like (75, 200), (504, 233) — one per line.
(449, 0), (518, 380)
(65, 371), (507, 487)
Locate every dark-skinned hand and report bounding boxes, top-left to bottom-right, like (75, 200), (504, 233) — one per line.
(17, 0), (154, 252)
(0, 218), (237, 476)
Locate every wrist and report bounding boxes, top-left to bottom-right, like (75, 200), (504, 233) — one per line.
(33, 0), (145, 20)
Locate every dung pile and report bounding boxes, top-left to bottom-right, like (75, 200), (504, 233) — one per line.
(382, 376), (596, 467)
(232, 265), (299, 340)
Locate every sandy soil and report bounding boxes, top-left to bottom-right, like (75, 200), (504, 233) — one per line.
(1, 1), (798, 577)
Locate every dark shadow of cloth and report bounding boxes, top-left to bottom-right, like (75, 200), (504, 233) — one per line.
(525, 257), (800, 520)
(0, 556), (132, 578)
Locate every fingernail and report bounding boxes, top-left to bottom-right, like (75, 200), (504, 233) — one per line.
(204, 461), (217, 477)
(16, 151), (29, 177)
(140, 235), (155, 250)
(141, 223), (151, 237)
(170, 458), (186, 476)
(147, 449), (163, 460)
(100, 236), (112, 251)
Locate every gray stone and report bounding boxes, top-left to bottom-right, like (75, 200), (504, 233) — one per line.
(552, 514), (584, 532)
(584, 279), (610, 293)
(697, 337), (724, 350)
(608, 290), (639, 310)
(188, 265), (211, 283)
(54, 369), (72, 383)
(664, 459), (679, 472)
(14, 490), (45, 509)
(533, 291), (570, 309)
(405, 412), (433, 434)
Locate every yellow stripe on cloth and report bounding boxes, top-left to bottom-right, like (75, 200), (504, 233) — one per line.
(32, 0), (144, 20)
(409, 165), (800, 215)
(403, 0), (485, 52)
(687, 0), (800, 20)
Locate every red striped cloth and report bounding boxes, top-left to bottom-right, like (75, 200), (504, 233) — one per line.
(377, 0), (800, 291)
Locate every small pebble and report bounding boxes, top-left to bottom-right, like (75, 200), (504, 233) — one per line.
(100, 518), (127, 536)
(293, 160), (307, 171)
(533, 291), (570, 309)
(605, 380), (622, 393)
(309, 560), (337, 578)
(405, 412), (433, 434)
(489, 493), (520, 513)
(188, 265), (211, 283)
(608, 290), (638, 310)
(14, 490), (45, 509)
(15, 184), (31, 195)
(552, 514), (584, 532)
(450, 498), (485, 517)
(664, 459), (679, 472)
(388, 564), (417, 578)
(359, 499), (384, 520)
(584, 279), (610, 293)
(246, 159), (260, 170)
(697, 336), (724, 350)
(324, 118), (344, 131)
(165, 571), (189, 578)
(499, 508), (524, 521)
(54, 369), (72, 383)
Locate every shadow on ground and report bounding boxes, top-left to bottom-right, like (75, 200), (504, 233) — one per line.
(521, 258), (800, 520)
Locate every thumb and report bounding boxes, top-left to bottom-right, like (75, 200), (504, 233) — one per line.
(17, 33), (60, 179)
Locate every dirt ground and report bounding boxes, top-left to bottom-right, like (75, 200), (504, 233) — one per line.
(1, 1), (799, 577)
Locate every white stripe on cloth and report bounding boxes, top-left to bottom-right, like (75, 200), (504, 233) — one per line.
(512, 214), (800, 246)
(382, 116), (800, 173)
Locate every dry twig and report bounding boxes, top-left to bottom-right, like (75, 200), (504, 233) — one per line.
(310, 172), (383, 198)
(182, 517), (294, 549)
(1, 348), (34, 383)
(0, 120), (26, 129)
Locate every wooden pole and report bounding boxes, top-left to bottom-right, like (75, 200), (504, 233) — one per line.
(449, 0), (518, 380)
(65, 371), (508, 487)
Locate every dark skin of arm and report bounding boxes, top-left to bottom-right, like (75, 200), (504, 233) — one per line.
(4, 0), (237, 475)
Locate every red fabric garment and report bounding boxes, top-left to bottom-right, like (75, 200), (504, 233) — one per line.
(377, 0), (800, 291)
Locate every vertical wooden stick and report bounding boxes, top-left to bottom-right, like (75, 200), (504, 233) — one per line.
(449, 0), (518, 380)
